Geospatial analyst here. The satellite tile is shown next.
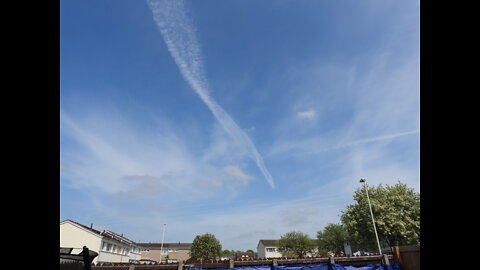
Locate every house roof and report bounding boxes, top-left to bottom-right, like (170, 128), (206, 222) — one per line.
(61, 219), (103, 236)
(61, 219), (137, 245)
(258, 240), (279, 248)
(257, 239), (278, 248)
(137, 243), (193, 250)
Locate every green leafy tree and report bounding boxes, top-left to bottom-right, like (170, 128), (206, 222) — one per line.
(317, 223), (349, 256)
(341, 181), (420, 251)
(190, 233), (222, 261)
(278, 231), (316, 258)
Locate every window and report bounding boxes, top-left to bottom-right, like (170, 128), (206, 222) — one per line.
(266, 248), (276, 252)
(107, 243), (112, 252)
(102, 242), (107, 251)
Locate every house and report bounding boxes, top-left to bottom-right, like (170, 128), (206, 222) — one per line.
(257, 239), (319, 259)
(137, 242), (192, 263)
(235, 252), (256, 261)
(257, 240), (282, 259)
(220, 254), (235, 261)
(60, 219), (142, 264)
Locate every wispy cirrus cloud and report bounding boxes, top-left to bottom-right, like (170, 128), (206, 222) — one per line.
(269, 129), (419, 156)
(146, 0), (275, 189)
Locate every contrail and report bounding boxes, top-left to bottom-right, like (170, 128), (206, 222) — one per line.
(146, 0), (275, 189)
(322, 129), (420, 152)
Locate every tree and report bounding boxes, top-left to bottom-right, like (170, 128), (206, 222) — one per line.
(317, 223), (349, 256)
(190, 233), (222, 261)
(341, 181), (420, 251)
(221, 249), (233, 258)
(278, 231), (316, 258)
(246, 249), (254, 253)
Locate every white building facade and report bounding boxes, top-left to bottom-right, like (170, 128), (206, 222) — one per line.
(60, 220), (142, 264)
(257, 240), (282, 259)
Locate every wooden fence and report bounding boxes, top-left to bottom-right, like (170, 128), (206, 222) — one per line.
(60, 260), (84, 270)
(90, 254), (395, 270)
(391, 246), (420, 270)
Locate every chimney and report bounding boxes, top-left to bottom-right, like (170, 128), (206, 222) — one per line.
(90, 223), (93, 229)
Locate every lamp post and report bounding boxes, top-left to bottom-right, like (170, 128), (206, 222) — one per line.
(160, 224), (166, 263)
(359, 178), (382, 255)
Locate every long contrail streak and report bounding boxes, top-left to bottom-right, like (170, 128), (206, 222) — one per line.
(146, 0), (275, 189)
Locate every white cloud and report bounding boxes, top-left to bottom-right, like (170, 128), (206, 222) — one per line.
(224, 165), (253, 186)
(296, 109), (316, 119)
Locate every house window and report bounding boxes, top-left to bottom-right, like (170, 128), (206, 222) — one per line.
(107, 243), (112, 252)
(266, 248), (276, 252)
(102, 242), (107, 251)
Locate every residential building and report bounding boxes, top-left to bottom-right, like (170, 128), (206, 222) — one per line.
(235, 252), (256, 260)
(257, 240), (282, 259)
(138, 242), (192, 263)
(257, 240), (318, 258)
(60, 219), (142, 264)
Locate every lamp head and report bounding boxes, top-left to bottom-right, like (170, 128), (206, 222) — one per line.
(359, 178), (366, 183)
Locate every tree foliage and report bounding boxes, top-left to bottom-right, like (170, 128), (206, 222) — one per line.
(278, 231), (316, 258)
(190, 233), (222, 261)
(221, 249), (233, 256)
(340, 181), (420, 250)
(317, 223), (349, 256)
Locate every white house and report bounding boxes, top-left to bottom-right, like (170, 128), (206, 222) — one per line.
(60, 219), (142, 264)
(257, 239), (320, 259)
(257, 240), (282, 259)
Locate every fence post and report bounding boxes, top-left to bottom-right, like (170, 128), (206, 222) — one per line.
(328, 256), (335, 264)
(327, 256), (335, 270)
(129, 264), (136, 270)
(272, 259), (278, 266)
(382, 254), (390, 265)
(229, 259), (234, 268)
(178, 260), (184, 270)
(82, 246), (92, 270)
(391, 246), (402, 265)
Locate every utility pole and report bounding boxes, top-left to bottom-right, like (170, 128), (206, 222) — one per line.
(360, 178), (382, 255)
(160, 224), (167, 263)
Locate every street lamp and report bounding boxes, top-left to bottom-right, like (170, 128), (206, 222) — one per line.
(160, 224), (166, 263)
(359, 178), (382, 255)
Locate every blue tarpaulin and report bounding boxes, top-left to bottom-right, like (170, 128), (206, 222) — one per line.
(193, 263), (402, 270)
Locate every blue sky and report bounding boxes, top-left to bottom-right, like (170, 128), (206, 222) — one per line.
(60, 0), (419, 251)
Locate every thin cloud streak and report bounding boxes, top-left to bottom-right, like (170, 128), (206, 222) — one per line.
(321, 129), (419, 152)
(146, 0), (275, 189)
(269, 129), (419, 156)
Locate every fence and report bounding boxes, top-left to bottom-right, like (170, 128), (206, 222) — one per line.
(61, 246), (100, 270)
(391, 246), (420, 270)
(90, 254), (398, 270)
(60, 260), (84, 270)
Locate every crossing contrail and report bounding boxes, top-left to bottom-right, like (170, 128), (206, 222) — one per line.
(146, 0), (275, 189)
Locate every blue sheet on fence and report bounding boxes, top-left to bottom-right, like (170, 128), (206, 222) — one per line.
(192, 263), (402, 270)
